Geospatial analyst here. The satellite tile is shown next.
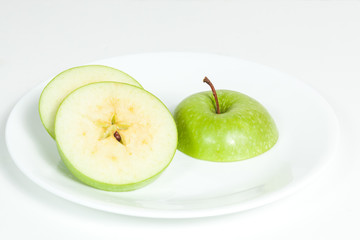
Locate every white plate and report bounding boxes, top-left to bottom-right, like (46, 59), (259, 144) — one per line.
(6, 52), (339, 218)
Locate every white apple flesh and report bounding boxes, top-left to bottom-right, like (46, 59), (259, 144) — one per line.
(39, 65), (142, 138)
(54, 82), (177, 191)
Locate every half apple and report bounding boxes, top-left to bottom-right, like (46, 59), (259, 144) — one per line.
(39, 65), (142, 138)
(54, 82), (177, 191)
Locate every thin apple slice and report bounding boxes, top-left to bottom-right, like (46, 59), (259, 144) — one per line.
(54, 82), (177, 191)
(39, 65), (142, 138)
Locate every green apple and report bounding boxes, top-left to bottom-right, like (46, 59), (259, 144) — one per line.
(39, 65), (142, 138)
(174, 77), (278, 162)
(54, 82), (177, 191)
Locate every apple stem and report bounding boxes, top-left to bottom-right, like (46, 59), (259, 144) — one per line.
(203, 77), (220, 114)
(114, 131), (122, 143)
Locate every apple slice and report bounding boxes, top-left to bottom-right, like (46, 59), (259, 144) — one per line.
(54, 82), (177, 191)
(39, 65), (142, 138)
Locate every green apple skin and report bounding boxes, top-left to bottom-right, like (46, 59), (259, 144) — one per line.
(174, 90), (278, 162)
(56, 141), (174, 191)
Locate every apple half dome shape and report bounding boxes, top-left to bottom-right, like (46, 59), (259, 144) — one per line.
(54, 82), (177, 191)
(174, 89), (279, 162)
(39, 65), (142, 138)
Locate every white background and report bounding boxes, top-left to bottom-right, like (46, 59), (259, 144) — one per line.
(1, 0), (359, 239)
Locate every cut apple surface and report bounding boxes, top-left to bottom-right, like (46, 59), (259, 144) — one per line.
(39, 65), (142, 138)
(54, 82), (177, 191)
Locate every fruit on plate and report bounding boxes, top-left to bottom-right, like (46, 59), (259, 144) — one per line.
(39, 65), (142, 138)
(54, 82), (177, 191)
(174, 77), (278, 162)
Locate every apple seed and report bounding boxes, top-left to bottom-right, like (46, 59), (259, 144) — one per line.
(114, 131), (122, 143)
